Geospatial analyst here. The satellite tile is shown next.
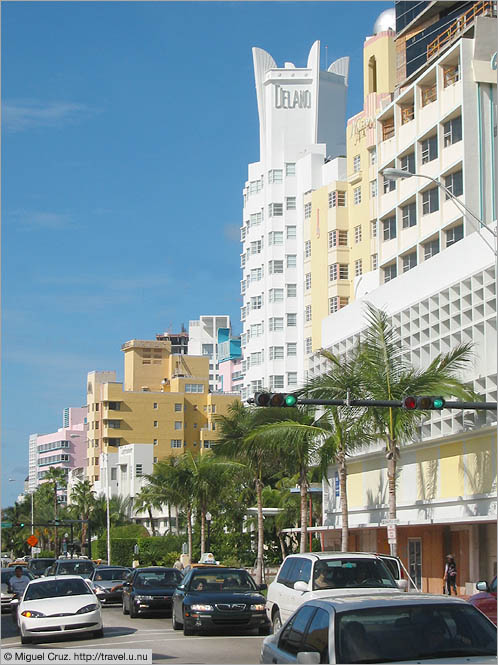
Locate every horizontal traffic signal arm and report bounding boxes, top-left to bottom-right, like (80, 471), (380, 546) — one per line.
(10, 519), (89, 528)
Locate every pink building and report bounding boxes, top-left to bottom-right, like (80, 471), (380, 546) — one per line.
(217, 357), (243, 394)
(34, 407), (87, 503)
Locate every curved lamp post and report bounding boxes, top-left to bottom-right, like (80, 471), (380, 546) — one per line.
(205, 511), (212, 553)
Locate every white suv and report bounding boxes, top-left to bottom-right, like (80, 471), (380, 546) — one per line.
(266, 552), (407, 632)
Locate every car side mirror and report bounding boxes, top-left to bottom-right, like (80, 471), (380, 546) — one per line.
(296, 652), (320, 664)
(177, 584), (185, 590)
(476, 581), (489, 592)
(396, 579), (409, 591)
(10, 598), (19, 607)
(258, 583), (267, 591)
(293, 581), (309, 592)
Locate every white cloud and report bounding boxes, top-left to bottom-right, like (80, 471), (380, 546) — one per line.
(3, 100), (93, 133)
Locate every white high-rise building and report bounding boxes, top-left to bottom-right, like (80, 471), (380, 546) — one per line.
(240, 41), (349, 400)
(188, 315), (231, 392)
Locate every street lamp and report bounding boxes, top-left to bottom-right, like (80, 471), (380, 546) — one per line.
(205, 511), (212, 553)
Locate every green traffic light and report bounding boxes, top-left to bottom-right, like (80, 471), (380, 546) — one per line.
(285, 394), (297, 407)
(433, 398), (444, 409)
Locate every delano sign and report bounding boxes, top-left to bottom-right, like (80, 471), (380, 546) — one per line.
(274, 85), (311, 109)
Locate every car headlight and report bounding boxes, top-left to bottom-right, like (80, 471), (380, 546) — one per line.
(76, 604), (98, 614)
(190, 604), (214, 611)
(21, 610), (45, 618)
(94, 585), (106, 593)
(250, 604), (266, 611)
(134, 595), (153, 602)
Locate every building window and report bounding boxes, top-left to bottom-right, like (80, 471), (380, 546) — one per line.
(108, 401), (120, 410)
(401, 202), (417, 229)
(111, 467), (117, 481)
(371, 253), (378, 270)
(382, 117), (395, 140)
(353, 154), (361, 172)
(329, 296), (349, 314)
(304, 240), (311, 258)
(269, 346), (284, 360)
(401, 104), (415, 124)
(422, 188), (439, 215)
(328, 230), (348, 248)
(421, 82), (437, 107)
(353, 187), (361, 205)
(153, 457), (158, 463)
(354, 225), (362, 243)
(286, 197), (296, 210)
(305, 337), (312, 354)
(249, 211), (263, 227)
(383, 176), (396, 194)
(268, 169), (283, 184)
(286, 254), (297, 268)
(371, 220), (377, 238)
(285, 162), (296, 176)
(369, 148), (377, 165)
(287, 283), (297, 297)
(444, 170), (463, 198)
(443, 64), (460, 87)
(339, 264), (349, 280)
(304, 202), (312, 219)
(269, 260), (284, 274)
(421, 134), (438, 164)
(443, 115), (462, 147)
(329, 264), (338, 281)
(305, 305), (312, 322)
(287, 372), (297, 387)
(250, 240), (262, 255)
(402, 251), (417, 272)
(354, 259), (362, 276)
(383, 263), (397, 283)
(383, 215), (397, 241)
(106, 420), (120, 429)
(136, 464), (143, 477)
(328, 191), (346, 208)
(269, 288), (284, 303)
(446, 223), (464, 247)
(269, 203), (283, 217)
(370, 180), (377, 198)
(286, 225), (296, 239)
(305, 273), (311, 290)
(287, 313), (297, 327)
(400, 151), (415, 173)
(174, 403), (182, 412)
(185, 383), (204, 393)
(269, 317), (284, 331)
(153, 439), (158, 446)
(268, 231), (283, 245)
(423, 238), (440, 259)
(153, 402), (158, 409)
(153, 420), (159, 428)
(287, 342), (297, 356)
(171, 439), (182, 448)
(269, 375), (284, 390)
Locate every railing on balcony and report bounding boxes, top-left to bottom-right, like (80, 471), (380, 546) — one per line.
(401, 105), (415, 125)
(421, 83), (437, 107)
(382, 118), (395, 141)
(443, 64), (460, 88)
(427, 1), (496, 60)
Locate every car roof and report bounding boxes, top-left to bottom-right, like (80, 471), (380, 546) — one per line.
(26, 575), (90, 585)
(95, 565), (130, 569)
(283, 552), (384, 562)
(135, 567), (178, 572)
(305, 593), (471, 613)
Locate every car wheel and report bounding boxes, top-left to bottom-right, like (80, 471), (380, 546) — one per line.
(122, 600), (129, 615)
(93, 628), (104, 638)
(272, 609), (282, 633)
(172, 606), (182, 630)
(129, 603), (137, 619)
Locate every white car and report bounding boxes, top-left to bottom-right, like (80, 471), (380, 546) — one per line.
(15, 575), (104, 645)
(260, 593), (497, 664)
(266, 552), (407, 632)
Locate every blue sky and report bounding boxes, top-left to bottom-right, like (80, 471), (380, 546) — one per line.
(2, 0), (389, 506)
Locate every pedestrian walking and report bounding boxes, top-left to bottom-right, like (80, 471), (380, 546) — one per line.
(173, 558), (184, 571)
(443, 554), (457, 595)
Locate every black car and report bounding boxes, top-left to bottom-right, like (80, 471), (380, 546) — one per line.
(89, 566), (131, 604)
(27, 558), (56, 578)
(171, 566), (270, 636)
(45, 559), (96, 579)
(122, 567), (183, 618)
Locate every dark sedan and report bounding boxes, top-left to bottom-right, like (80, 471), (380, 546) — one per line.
(172, 567), (270, 636)
(122, 567), (183, 618)
(89, 566), (131, 604)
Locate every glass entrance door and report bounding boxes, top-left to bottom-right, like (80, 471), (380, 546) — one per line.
(408, 538), (422, 590)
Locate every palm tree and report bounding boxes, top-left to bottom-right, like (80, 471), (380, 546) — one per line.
(68, 480), (96, 548)
(360, 303), (475, 555)
(42, 467), (68, 556)
(214, 401), (290, 584)
(134, 484), (163, 536)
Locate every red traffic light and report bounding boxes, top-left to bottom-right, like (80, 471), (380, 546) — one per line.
(402, 396), (417, 410)
(254, 392), (271, 407)
(402, 396), (446, 410)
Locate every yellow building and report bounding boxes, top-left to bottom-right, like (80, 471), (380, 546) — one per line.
(85, 339), (239, 484)
(306, 28), (395, 354)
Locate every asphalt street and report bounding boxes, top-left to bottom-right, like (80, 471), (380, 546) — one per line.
(1, 606), (265, 663)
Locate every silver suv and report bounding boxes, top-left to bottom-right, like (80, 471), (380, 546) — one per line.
(266, 552), (406, 632)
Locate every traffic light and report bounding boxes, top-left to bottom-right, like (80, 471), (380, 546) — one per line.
(15, 522), (26, 528)
(253, 392), (298, 407)
(402, 396), (445, 410)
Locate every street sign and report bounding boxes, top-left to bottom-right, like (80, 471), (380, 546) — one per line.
(334, 473), (340, 498)
(381, 519), (399, 525)
(1, 522), (12, 528)
(387, 524), (396, 544)
(27, 535), (38, 547)
(32, 547), (41, 554)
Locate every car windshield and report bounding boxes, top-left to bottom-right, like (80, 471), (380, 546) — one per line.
(93, 569), (129, 582)
(335, 603), (497, 663)
(1, 569), (34, 583)
(312, 558), (397, 590)
(24, 579), (93, 601)
(57, 562), (95, 576)
(188, 570), (257, 593)
(29, 560), (55, 573)
(134, 571), (182, 588)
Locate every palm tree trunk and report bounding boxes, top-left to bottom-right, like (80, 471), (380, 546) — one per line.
(386, 435), (398, 556)
(339, 452), (349, 552)
(167, 504), (171, 534)
(148, 507), (156, 536)
(278, 532), (286, 561)
(175, 505), (180, 535)
(255, 477), (264, 585)
(54, 483), (59, 557)
(200, 510), (206, 557)
(300, 476), (308, 554)
(186, 506), (193, 560)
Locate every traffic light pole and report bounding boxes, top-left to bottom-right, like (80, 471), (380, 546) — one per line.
(274, 397), (498, 410)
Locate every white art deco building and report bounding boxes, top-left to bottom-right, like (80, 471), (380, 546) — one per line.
(240, 42), (349, 400)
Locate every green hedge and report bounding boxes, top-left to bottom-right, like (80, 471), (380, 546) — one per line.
(92, 534), (184, 567)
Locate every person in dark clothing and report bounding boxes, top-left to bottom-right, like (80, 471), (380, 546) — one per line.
(443, 554), (457, 595)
